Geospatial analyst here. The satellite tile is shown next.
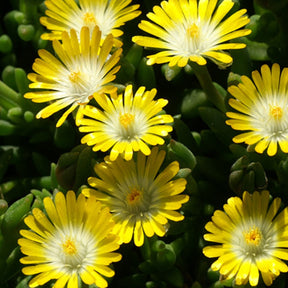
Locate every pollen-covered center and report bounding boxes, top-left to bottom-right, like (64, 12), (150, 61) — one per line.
(124, 186), (151, 215)
(127, 188), (142, 204)
(66, 70), (95, 104)
(116, 111), (146, 141)
(244, 227), (262, 246)
(69, 71), (81, 83)
(44, 232), (97, 273)
(187, 23), (200, 38)
(107, 108), (148, 142)
(119, 113), (135, 129)
(62, 239), (77, 255)
(83, 12), (97, 26)
(270, 105), (283, 120)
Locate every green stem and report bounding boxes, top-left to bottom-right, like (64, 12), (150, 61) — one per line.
(189, 62), (226, 113)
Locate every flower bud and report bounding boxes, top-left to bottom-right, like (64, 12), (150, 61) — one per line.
(229, 156), (267, 195)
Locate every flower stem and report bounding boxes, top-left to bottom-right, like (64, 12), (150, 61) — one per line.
(189, 62), (226, 113)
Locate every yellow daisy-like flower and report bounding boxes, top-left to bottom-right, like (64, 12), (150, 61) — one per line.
(77, 84), (174, 161)
(132, 0), (251, 67)
(18, 190), (122, 288)
(203, 190), (288, 286)
(24, 26), (122, 127)
(40, 0), (141, 46)
(82, 147), (189, 247)
(226, 63), (288, 156)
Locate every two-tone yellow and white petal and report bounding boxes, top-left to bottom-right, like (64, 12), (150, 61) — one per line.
(18, 191), (122, 288)
(77, 84), (174, 161)
(132, 0), (251, 67)
(25, 26), (122, 127)
(226, 63), (288, 156)
(82, 147), (189, 247)
(40, 0), (141, 46)
(203, 190), (288, 286)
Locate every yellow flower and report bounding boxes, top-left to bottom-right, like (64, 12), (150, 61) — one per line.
(40, 0), (141, 46)
(82, 147), (189, 247)
(77, 85), (174, 161)
(203, 190), (288, 287)
(18, 191), (122, 288)
(226, 63), (288, 156)
(132, 0), (251, 67)
(25, 26), (122, 127)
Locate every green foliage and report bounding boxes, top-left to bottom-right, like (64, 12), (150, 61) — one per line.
(1, 0), (288, 287)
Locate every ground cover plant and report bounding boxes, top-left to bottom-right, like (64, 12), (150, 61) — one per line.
(1, 0), (288, 287)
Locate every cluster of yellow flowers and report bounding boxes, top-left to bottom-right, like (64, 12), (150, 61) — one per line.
(17, 0), (288, 287)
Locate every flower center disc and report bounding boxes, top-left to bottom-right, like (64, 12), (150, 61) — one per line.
(83, 12), (97, 26)
(187, 23), (199, 38)
(62, 239), (77, 255)
(270, 105), (283, 120)
(127, 188), (142, 204)
(119, 113), (135, 129)
(69, 71), (81, 83)
(244, 227), (262, 246)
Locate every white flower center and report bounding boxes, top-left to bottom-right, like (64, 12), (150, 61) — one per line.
(45, 227), (97, 273)
(270, 105), (283, 120)
(166, 20), (220, 56)
(251, 97), (288, 141)
(242, 226), (263, 255)
(79, 9), (115, 38)
(60, 69), (103, 104)
(231, 219), (277, 259)
(124, 186), (152, 215)
(105, 110), (149, 142)
(119, 112), (136, 133)
(83, 12), (98, 28)
(63, 238), (78, 255)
